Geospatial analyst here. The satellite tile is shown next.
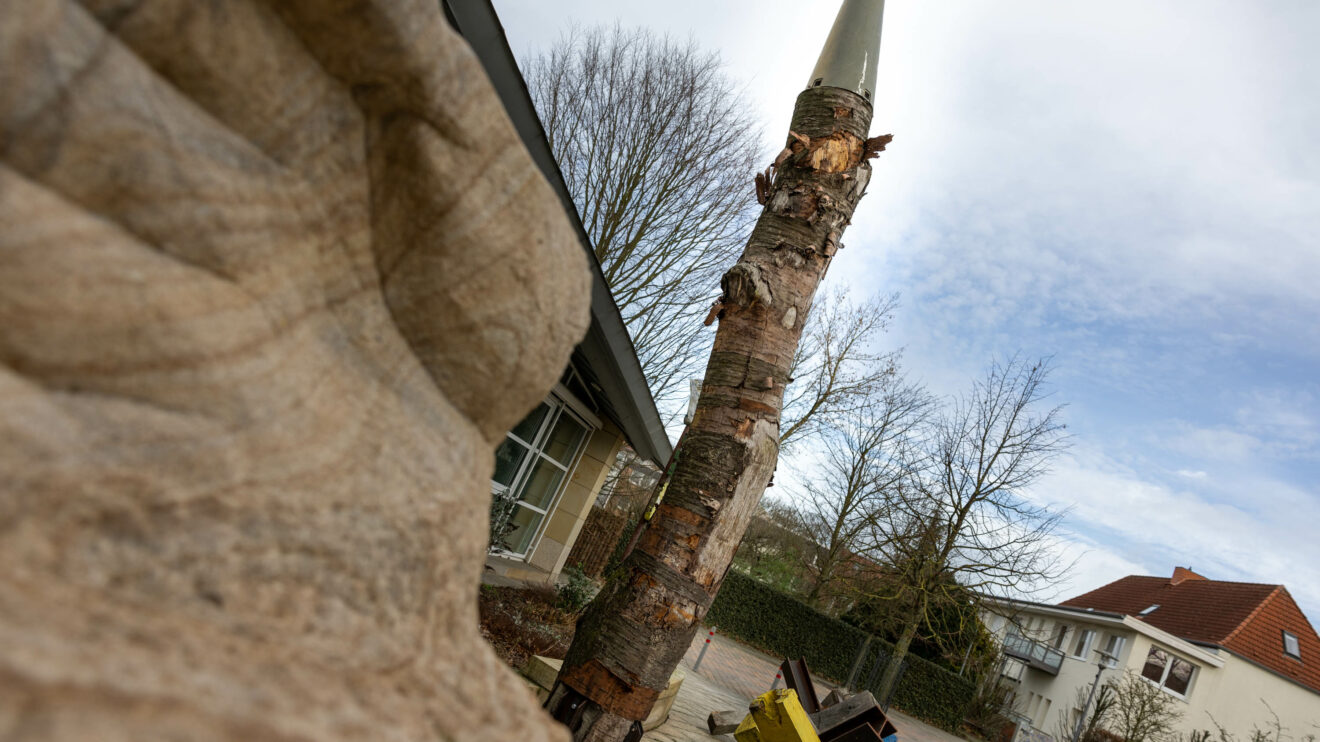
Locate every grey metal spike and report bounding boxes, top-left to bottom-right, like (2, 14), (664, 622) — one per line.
(807, 0), (886, 101)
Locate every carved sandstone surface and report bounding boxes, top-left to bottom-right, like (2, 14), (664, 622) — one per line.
(0, 1), (585, 740)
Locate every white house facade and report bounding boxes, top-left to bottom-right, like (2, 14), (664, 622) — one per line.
(984, 568), (1320, 742)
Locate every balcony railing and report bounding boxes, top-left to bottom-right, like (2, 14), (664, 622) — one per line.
(1002, 633), (1064, 675)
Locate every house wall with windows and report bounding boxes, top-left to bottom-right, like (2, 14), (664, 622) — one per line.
(485, 378), (627, 586)
(987, 609), (1149, 736)
(986, 593), (1320, 742)
(524, 420), (624, 577)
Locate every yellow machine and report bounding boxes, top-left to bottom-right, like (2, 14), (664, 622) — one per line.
(734, 689), (821, 742)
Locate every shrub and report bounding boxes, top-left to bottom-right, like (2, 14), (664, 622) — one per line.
(557, 566), (599, 614)
(707, 570), (977, 731)
(965, 682), (1012, 741)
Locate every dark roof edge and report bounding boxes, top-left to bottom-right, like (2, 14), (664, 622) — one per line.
(441, 0), (671, 466)
(1120, 574), (1284, 589)
(981, 593), (1127, 621)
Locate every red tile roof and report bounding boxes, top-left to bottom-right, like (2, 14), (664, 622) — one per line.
(1060, 569), (1320, 694)
(1061, 574), (1278, 643)
(1222, 588), (1320, 693)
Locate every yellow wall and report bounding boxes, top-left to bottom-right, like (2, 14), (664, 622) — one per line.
(525, 419), (624, 578)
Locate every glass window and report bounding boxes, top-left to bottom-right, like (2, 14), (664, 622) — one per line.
(492, 437), (530, 489)
(1072, 629), (1095, 659)
(510, 402), (551, 443)
(1165, 657), (1194, 695)
(542, 413), (588, 466)
(501, 502), (545, 555)
(1141, 647), (1168, 683)
(1052, 624), (1069, 649)
(489, 394), (592, 557)
(1101, 634), (1126, 667)
(1140, 646), (1197, 697)
(517, 457), (569, 510)
(1283, 631), (1301, 660)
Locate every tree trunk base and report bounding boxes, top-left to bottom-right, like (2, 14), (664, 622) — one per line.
(546, 682), (645, 742)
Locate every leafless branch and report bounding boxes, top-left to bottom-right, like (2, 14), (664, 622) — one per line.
(793, 372), (933, 612)
(524, 26), (762, 418)
(780, 289), (901, 451)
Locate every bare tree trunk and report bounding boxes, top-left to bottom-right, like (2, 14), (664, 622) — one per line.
(547, 83), (887, 741)
(807, 573), (829, 609)
(878, 594), (925, 704)
(806, 543), (844, 613)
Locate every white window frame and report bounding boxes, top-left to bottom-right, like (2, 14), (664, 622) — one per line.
(489, 387), (595, 559)
(1072, 628), (1096, 659)
(1283, 630), (1301, 660)
(1140, 646), (1197, 699)
(1101, 634), (1126, 667)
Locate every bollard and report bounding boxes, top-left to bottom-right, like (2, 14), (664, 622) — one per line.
(693, 627), (716, 672)
(772, 672), (783, 689)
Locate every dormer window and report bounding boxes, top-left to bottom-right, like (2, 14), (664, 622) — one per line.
(1283, 630), (1302, 660)
(1139, 604), (1159, 616)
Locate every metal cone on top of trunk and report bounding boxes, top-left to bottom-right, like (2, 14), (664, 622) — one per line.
(546, 3), (893, 740)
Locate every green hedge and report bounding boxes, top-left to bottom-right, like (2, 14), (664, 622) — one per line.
(706, 570), (976, 731)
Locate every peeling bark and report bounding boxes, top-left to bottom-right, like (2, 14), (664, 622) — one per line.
(549, 84), (889, 742)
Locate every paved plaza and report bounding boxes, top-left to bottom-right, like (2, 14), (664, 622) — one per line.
(645, 627), (969, 742)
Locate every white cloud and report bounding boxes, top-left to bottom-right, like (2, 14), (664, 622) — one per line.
(1046, 535), (1153, 604)
(1157, 424), (1264, 466)
(1025, 446), (1320, 622)
(489, 0), (1320, 629)
(846, 0), (1320, 354)
(1233, 387), (1320, 459)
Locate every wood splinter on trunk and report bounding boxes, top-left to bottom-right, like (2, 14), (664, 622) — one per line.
(703, 299), (724, 326)
(754, 167), (772, 205)
(864, 133), (894, 159)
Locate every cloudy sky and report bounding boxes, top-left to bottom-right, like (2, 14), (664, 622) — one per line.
(491, 0), (1320, 621)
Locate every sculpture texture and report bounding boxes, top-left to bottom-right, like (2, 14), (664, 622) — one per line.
(0, 1), (584, 739)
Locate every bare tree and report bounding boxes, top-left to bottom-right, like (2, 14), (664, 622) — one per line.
(525, 26), (761, 416)
(732, 497), (814, 593)
(1110, 672), (1183, 742)
(795, 377), (932, 612)
(869, 356), (1071, 701)
(780, 289), (901, 451)
(1206, 699), (1319, 742)
(1054, 682), (1117, 742)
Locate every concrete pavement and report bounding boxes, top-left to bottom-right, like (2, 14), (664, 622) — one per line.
(644, 626), (970, 742)
(643, 667), (745, 742)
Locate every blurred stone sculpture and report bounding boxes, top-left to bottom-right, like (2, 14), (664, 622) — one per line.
(0, 1), (585, 739)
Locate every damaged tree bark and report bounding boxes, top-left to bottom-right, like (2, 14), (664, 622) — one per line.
(546, 45), (891, 742)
